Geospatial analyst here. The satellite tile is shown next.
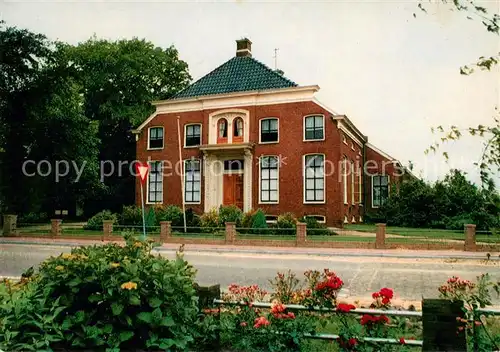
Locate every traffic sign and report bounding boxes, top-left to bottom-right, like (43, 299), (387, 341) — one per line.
(135, 162), (149, 184)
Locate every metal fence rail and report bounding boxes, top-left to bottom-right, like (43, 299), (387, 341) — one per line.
(213, 299), (424, 347)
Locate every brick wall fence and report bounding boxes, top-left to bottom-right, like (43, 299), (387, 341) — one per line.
(3, 214), (499, 252)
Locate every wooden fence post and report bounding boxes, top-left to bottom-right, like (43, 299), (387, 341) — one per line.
(103, 220), (114, 241)
(422, 298), (467, 351)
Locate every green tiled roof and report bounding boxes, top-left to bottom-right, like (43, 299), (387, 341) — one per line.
(171, 56), (298, 99)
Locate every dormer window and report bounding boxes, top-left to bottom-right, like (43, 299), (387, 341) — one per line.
(217, 118), (228, 144)
(148, 127), (164, 150)
(233, 117), (244, 143)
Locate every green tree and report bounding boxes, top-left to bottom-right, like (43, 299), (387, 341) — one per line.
(0, 21), (101, 214)
(416, 1), (500, 183)
(60, 37), (191, 215)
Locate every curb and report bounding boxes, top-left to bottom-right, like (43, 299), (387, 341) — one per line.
(1, 239), (499, 261)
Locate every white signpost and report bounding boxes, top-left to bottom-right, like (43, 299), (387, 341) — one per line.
(135, 162), (149, 240)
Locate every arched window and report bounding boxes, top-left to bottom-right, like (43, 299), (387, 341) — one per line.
(217, 118), (228, 144)
(233, 117), (244, 143)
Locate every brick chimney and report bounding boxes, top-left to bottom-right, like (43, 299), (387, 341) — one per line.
(236, 38), (252, 57)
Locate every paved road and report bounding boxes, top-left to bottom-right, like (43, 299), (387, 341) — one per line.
(1, 243), (499, 304)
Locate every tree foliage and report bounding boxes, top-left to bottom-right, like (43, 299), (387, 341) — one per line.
(415, 1), (500, 183)
(379, 170), (500, 230)
(0, 21), (191, 216)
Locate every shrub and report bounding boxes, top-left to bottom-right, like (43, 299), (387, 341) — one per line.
(185, 208), (201, 228)
(218, 205), (243, 226)
(119, 205), (142, 226)
(145, 207), (156, 228)
(299, 216), (333, 236)
(200, 208), (220, 232)
(18, 212), (48, 224)
(0, 234), (199, 351)
(84, 210), (117, 230)
(241, 210), (256, 229)
(274, 212), (297, 236)
(156, 205), (184, 227)
(251, 209), (268, 234)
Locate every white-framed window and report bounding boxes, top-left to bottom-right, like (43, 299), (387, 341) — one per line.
(185, 124), (202, 147)
(372, 175), (389, 208)
(148, 127), (164, 149)
(184, 159), (201, 203)
(304, 154), (325, 203)
(259, 156), (279, 203)
(147, 161), (163, 203)
(265, 215), (278, 224)
(358, 167), (363, 204)
(304, 115), (325, 141)
(351, 161), (355, 204)
(260, 118), (279, 143)
(342, 158), (348, 204)
(305, 215), (326, 224)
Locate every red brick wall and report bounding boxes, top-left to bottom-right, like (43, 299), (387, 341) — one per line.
(364, 145), (403, 210)
(135, 101), (369, 226)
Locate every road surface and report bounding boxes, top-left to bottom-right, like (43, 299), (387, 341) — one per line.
(1, 243), (498, 304)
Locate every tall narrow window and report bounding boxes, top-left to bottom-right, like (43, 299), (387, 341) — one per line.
(185, 124), (201, 147)
(147, 161), (163, 203)
(304, 154), (324, 202)
(304, 115), (324, 140)
(372, 175), (389, 207)
(351, 162), (355, 204)
(184, 159), (201, 203)
(260, 156), (279, 203)
(343, 159), (348, 204)
(260, 118), (278, 143)
(217, 118), (228, 144)
(358, 166), (363, 204)
(233, 117), (244, 143)
(148, 127), (164, 149)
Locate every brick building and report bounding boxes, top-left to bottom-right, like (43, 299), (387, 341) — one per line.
(132, 38), (410, 227)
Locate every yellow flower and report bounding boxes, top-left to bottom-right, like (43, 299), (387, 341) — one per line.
(78, 254), (88, 260)
(110, 262), (120, 268)
(61, 253), (76, 260)
(133, 242), (142, 248)
(55, 265), (65, 271)
(120, 282), (138, 290)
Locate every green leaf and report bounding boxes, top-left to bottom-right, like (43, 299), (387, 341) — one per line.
(152, 307), (162, 322)
(160, 315), (175, 327)
(148, 297), (162, 308)
(137, 311), (153, 323)
(88, 294), (101, 303)
(111, 302), (124, 316)
(119, 331), (134, 342)
(103, 324), (113, 334)
(129, 294), (141, 306)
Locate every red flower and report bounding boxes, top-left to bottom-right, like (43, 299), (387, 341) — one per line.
(240, 322), (247, 327)
(379, 288), (394, 299)
(378, 315), (390, 324)
(254, 316), (270, 328)
(360, 314), (389, 325)
(399, 337), (406, 345)
(381, 297), (390, 305)
(348, 338), (357, 346)
(271, 302), (286, 315)
(372, 292), (380, 299)
(287, 312), (295, 319)
(337, 303), (356, 313)
(360, 314), (374, 325)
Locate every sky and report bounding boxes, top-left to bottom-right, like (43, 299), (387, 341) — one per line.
(1, 0), (499, 185)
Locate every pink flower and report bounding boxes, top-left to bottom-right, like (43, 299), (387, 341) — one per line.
(254, 316), (270, 328)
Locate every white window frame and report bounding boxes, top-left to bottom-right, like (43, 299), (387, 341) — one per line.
(184, 158), (202, 204)
(358, 166), (363, 205)
(343, 158), (348, 204)
(184, 123), (202, 148)
(351, 161), (355, 204)
(259, 117), (279, 144)
(303, 114), (325, 142)
(303, 153), (326, 204)
(304, 215), (326, 224)
(371, 174), (390, 208)
(265, 215), (278, 224)
(146, 160), (163, 204)
(258, 155), (279, 204)
(147, 126), (164, 150)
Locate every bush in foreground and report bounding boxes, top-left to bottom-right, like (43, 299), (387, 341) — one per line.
(0, 234), (198, 351)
